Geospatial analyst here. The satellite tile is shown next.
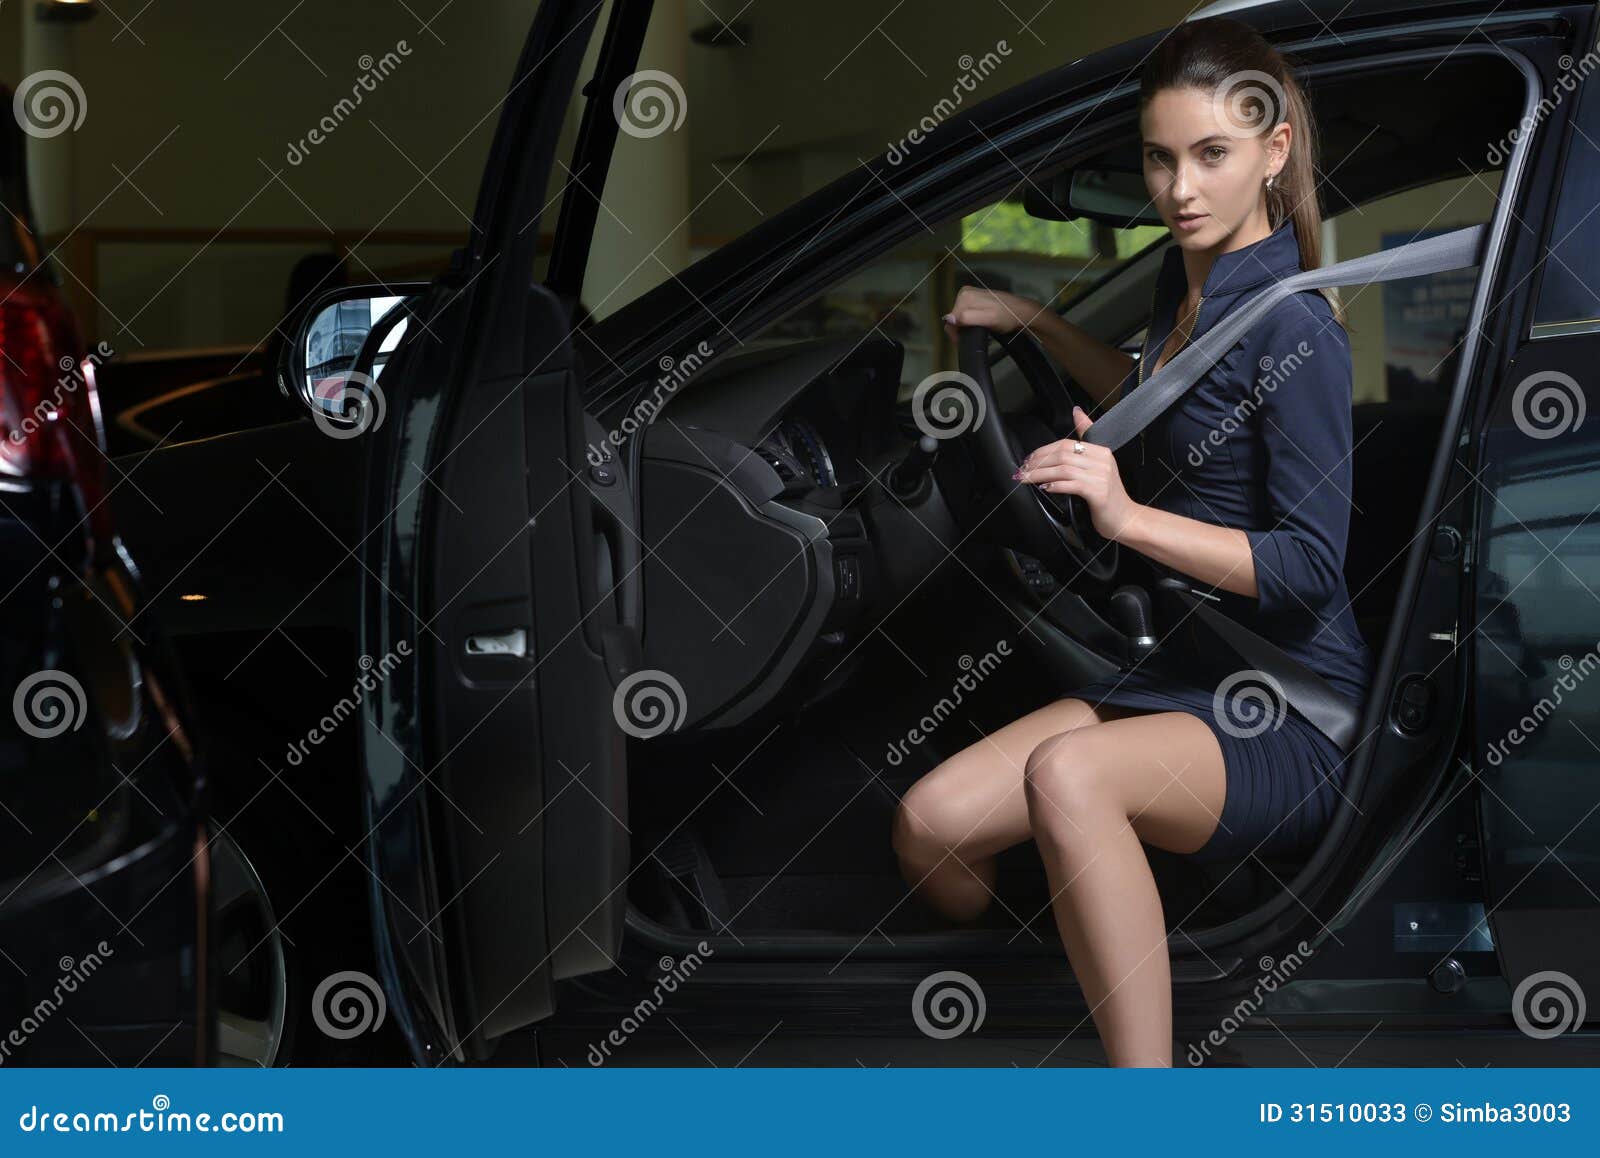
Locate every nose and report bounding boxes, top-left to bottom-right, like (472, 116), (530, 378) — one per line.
(1170, 159), (1194, 202)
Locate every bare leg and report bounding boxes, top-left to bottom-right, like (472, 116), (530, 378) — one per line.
(891, 697), (1136, 922)
(1023, 710), (1227, 1067)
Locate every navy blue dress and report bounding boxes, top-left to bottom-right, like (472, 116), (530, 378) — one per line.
(1064, 218), (1376, 864)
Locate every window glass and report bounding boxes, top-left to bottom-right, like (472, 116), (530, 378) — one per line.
(1531, 68), (1600, 327)
(750, 188), (1164, 392)
(738, 168), (1503, 408)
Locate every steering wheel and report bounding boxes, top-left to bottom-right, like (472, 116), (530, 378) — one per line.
(956, 324), (1120, 586)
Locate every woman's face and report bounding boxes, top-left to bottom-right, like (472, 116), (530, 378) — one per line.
(1140, 84), (1289, 253)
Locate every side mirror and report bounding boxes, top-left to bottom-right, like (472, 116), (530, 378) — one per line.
(280, 283), (426, 428)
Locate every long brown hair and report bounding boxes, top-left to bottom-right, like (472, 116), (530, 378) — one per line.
(1139, 16), (1344, 324)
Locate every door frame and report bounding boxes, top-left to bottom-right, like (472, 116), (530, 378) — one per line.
(563, 21), (1568, 1016)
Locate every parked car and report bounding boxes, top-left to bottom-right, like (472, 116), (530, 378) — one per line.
(0, 79), (218, 1066)
(108, 0), (1600, 1065)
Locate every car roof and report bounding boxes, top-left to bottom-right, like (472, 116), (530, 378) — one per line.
(1190, 0), (1522, 21)
(1190, 0), (1280, 18)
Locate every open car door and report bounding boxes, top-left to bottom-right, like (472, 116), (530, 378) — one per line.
(357, 0), (653, 1064)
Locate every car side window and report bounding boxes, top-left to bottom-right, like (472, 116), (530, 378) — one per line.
(749, 190), (1163, 395)
(1327, 174), (1500, 405)
(1530, 66), (1600, 332)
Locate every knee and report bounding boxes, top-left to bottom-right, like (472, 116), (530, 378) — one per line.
(891, 777), (961, 866)
(1023, 731), (1117, 835)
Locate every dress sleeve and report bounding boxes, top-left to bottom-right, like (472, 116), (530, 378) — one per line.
(1241, 307), (1356, 617)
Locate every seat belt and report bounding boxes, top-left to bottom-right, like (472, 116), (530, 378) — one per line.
(1087, 224), (1485, 451)
(1086, 223), (1486, 755)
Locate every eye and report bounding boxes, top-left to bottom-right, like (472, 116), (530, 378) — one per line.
(1203, 145), (1228, 162)
(1145, 148), (1171, 167)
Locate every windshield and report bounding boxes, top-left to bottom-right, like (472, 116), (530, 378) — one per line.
(569, 6), (1107, 324)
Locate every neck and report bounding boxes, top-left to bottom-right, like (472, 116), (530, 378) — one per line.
(1180, 202), (1275, 300)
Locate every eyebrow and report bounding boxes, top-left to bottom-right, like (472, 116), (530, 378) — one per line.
(1141, 135), (1230, 149)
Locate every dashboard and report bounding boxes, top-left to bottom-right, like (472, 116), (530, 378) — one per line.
(635, 333), (945, 732)
(664, 333), (901, 494)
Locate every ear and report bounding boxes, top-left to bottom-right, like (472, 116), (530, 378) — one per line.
(1267, 119), (1292, 178)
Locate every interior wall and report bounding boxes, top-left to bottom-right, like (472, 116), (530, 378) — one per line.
(1334, 174), (1502, 404)
(0, 3), (19, 85)
(680, 1), (1193, 243)
(11, 0), (538, 351)
(7, 0), (1196, 351)
(5, 0), (1499, 393)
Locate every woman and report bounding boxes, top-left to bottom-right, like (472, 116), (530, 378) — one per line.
(891, 16), (1375, 1067)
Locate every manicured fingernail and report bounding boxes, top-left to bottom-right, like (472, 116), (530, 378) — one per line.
(1011, 469), (1023, 480)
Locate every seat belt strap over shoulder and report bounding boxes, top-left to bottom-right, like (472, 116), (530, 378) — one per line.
(1092, 224), (1486, 755)
(1087, 224), (1486, 452)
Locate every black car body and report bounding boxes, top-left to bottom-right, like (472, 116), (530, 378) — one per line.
(0, 81), (210, 1066)
(106, 0), (1600, 1066)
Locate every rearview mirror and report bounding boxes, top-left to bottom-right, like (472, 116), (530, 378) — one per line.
(1023, 166), (1163, 229)
(281, 283), (426, 430)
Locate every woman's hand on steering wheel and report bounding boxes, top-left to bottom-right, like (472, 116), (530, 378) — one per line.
(941, 286), (1046, 342)
(1015, 405), (1143, 543)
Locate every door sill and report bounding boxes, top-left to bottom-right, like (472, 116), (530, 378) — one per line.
(621, 903), (1239, 983)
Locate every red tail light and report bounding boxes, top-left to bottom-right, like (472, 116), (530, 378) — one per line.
(0, 275), (109, 534)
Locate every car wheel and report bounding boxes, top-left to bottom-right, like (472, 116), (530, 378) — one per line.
(211, 827), (293, 1066)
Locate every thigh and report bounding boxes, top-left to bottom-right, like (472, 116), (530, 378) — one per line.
(899, 696), (1139, 860)
(1030, 710), (1228, 856)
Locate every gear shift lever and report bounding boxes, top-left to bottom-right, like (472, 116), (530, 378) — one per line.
(1108, 584), (1158, 665)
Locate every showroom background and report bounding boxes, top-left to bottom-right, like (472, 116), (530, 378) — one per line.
(2, 0), (1493, 401)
